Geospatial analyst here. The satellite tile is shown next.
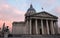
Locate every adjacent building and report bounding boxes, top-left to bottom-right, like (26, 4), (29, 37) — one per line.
(12, 4), (58, 35)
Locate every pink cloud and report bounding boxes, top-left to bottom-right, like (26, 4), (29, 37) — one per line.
(2, 4), (9, 8)
(13, 8), (25, 15)
(0, 4), (25, 21)
(54, 7), (60, 14)
(0, 4), (25, 31)
(53, 6), (60, 27)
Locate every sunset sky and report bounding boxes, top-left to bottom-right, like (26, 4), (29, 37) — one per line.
(0, 0), (60, 32)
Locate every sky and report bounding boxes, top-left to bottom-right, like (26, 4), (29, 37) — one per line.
(0, 0), (60, 32)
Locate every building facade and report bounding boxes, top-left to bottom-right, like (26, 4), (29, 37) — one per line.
(12, 4), (58, 35)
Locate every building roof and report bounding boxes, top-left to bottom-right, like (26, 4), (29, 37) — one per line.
(27, 11), (58, 19)
(12, 21), (25, 24)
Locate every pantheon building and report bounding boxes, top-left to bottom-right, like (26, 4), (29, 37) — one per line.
(12, 4), (58, 35)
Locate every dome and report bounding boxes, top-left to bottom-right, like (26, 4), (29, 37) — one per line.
(25, 4), (36, 16)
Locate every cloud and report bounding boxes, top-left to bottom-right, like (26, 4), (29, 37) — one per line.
(0, 3), (25, 31)
(0, 0), (26, 31)
(56, 8), (60, 27)
(52, 6), (60, 16)
(54, 7), (60, 14)
(30, 0), (56, 5)
(52, 6), (60, 27)
(0, 4), (25, 21)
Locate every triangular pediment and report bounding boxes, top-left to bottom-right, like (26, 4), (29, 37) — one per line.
(31, 11), (58, 18)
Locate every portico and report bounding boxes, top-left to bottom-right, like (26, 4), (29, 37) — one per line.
(27, 18), (58, 35)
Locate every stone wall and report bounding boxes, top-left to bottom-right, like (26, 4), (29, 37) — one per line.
(12, 22), (27, 34)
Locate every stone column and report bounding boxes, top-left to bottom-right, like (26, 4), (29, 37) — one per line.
(35, 19), (38, 34)
(55, 21), (58, 34)
(41, 19), (44, 34)
(26, 20), (28, 34)
(30, 19), (32, 34)
(46, 20), (49, 34)
(50, 20), (55, 34)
